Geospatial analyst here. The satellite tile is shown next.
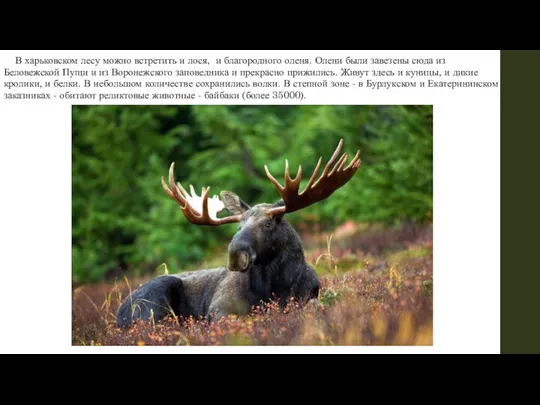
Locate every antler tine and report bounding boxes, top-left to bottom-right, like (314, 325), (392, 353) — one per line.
(162, 162), (242, 226)
(161, 176), (176, 201)
(313, 138), (344, 188)
(300, 156), (322, 195)
(202, 186), (212, 221)
(176, 182), (190, 201)
(327, 138), (344, 169)
(160, 162), (187, 207)
(284, 159), (302, 193)
(345, 149), (361, 170)
(172, 163), (191, 206)
(324, 138), (344, 172)
(266, 138), (361, 216)
(330, 153), (348, 177)
(264, 164), (285, 191)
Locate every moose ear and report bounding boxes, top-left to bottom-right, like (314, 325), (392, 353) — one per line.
(220, 191), (251, 215)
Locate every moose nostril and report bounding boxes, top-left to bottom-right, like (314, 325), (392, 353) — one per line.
(228, 250), (252, 272)
(237, 252), (249, 270)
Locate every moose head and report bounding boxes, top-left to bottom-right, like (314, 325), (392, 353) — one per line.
(161, 139), (361, 274)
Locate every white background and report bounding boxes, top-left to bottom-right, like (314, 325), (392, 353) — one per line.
(0, 50), (500, 354)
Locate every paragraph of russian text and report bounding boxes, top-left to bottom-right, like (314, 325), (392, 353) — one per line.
(3, 56), (499, 101)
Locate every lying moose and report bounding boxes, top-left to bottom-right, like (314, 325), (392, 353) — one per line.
(116, 139), (361, 328)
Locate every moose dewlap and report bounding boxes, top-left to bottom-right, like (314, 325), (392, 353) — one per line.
(116, 139), (361, 328)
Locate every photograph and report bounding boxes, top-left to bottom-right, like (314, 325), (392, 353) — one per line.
(71, 105), (433, 346)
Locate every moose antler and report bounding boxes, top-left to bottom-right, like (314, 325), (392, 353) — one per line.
(265, 139), (361, 216)
(161, 163), (242, 226)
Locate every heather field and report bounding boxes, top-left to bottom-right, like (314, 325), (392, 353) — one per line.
(72, 222), (433, 346)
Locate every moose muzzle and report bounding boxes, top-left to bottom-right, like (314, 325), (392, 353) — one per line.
(227, 236), (256, 272)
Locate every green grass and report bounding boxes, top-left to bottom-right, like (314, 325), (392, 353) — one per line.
(72, 222), (433, 346)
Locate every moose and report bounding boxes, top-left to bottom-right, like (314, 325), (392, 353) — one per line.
(116, 139), (361, 328)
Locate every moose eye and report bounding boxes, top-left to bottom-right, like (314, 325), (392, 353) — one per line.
(265, 221), (272, 228)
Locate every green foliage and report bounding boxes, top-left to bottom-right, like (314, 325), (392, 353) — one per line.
(72, 105), (432, 283)
(320, 290), (341, 307)
(422, 278), (434, 297)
